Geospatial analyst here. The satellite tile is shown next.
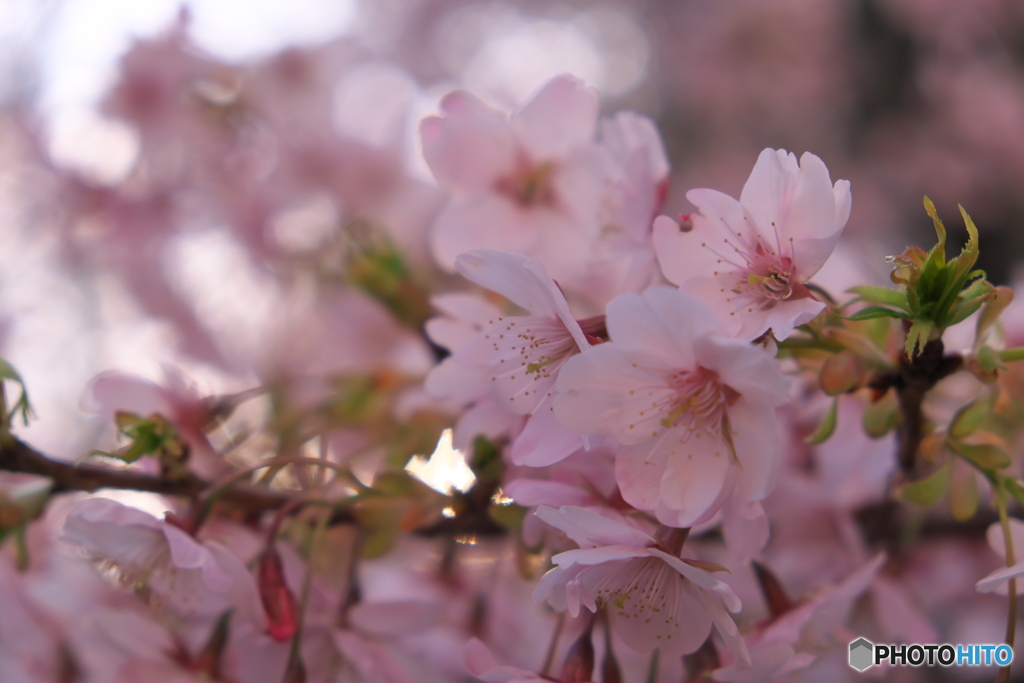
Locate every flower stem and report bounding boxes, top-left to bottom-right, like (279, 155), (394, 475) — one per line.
(1001, 348), (1024, 363)
(995, 488), (1017, 683)
(542, 612), (566, 676)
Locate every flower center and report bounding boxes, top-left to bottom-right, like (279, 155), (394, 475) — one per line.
(589, 557), (685, 629)
(700, 223), (800, 312)
(495, 162), (557, 208)
(735, 243), (795, 301)
(658, 367), (731, 437)
(745, 266), (793, 300)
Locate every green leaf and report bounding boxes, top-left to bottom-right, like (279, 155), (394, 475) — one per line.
(899, 462), (952, 507)
(949, 468), (979, 522)
(905, 319), (934, 358)
(111, 412), (185, 464)
(959, 277), (993, 301)
(946, 471), (978, 524)
(843, 306), (909, 322)
(345, 227), (431, 328)
(848, 285), (910, 311)
(355, 497), (404, 559)
(949, 395), (993, 440)
(950, 440), (1011, 471)
(470, 435), (503, 480)
(863, 391), (899, 438)
(953, 205), (981, 280)
(944, 295), (988, 328)
(979, 346), (1007, 372)
(1004, 479), (1024, 509)
(0, 358), (34, 427)
(923, 197), (948, 267)
(806, 398), (839, 445)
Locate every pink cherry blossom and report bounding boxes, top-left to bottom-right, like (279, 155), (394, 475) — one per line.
(424, 292), (525, 451)
(62, 498), (266, 630)
(554, 286), (790, 527)
(422, 76), (604, 275)
(565, 112), (670, 315)
(532, 505), (748, 664)
(713, 555), (883, 682)
(86, 370), (231, 480)
(653, 148), (851, 341)
(427, 250), (596, 466)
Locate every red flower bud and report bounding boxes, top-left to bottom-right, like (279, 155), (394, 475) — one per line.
(258, 544), (299, 642)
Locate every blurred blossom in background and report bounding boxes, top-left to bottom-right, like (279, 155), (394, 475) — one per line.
(1, 0), (1024, 459)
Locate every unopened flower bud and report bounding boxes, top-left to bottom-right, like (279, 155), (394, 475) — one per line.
(560, 619), (595, 683)
(819, 351), (862, 395)
(258, 544), (299, 642)
(752, 561), (793, 618)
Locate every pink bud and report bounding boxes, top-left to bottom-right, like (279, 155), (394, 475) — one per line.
(258, 545), (299, 642)
(676, 212), (694, 232)
(560, 620), (595, 683)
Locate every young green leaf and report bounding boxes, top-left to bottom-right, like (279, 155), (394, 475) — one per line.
(863, 391), (900, 438)
(948, 395), (993, 440)
(0, 358), (34, 427)
(805, 398), (839, 444)
(949, 467), (979, 521)
(1004, 478), (1024, 509)
(843, 306), (909, 322)
(950, 440), (1011, 471)
(923, 196), (948, 268)
(899, 461), (952, 507)
(905, 319), (934, 358)
(848, 285), (910, 311)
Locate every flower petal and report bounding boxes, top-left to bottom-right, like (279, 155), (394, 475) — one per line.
(513, 75), (598, 161)
(534, 505), (655, 549)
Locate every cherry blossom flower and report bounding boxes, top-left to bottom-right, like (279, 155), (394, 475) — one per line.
(653, 148), (851, 341)
(86, 370), (231, 480)
(533, 505), (749, 664)
(712, 555), (884, 682)
(421, 76), (604, 279)
(554, 286), (790, 527)
(427, 250), (596, 466)
(424, 292), (525, 451)
(62, 498), (265, 632)
(976, 518), (1024, 594)
(565, 112), (670, 315)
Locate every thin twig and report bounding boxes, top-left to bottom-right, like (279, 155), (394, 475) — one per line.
(0, 435), (353, 521)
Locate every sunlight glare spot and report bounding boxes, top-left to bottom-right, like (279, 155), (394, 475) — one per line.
(491, 488), (514, 506)
(404, 428), (476, 494)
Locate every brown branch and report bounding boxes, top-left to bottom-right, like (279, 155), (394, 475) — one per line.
(869, 334), (962, 474)
(0, 435), (332, 517)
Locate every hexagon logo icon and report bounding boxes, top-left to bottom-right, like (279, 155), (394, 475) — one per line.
(849, 637), (874, 671)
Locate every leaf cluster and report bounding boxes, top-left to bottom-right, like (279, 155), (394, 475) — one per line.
(847, 198), (994, 357)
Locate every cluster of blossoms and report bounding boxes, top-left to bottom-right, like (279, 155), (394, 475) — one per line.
(423, 76), (868, 677)
(3, 17), (1024, 683)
